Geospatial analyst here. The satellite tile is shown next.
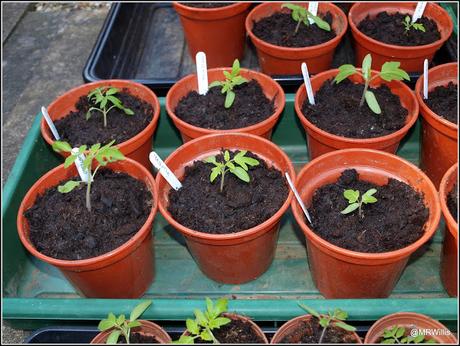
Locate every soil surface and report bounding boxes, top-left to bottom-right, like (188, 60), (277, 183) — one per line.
(174, 80), (275, 130)
(302, 79), (408, 138)
(118, 332), (159, 343)
(425, 82), (458, 124)
(168, 150), (288, 234)
(357, 12), (441, 46)
(195, 318), (265, 344)
(25, 169), (152, 260)
(447, 183), (458, 222)
(252, 11), (336, 47)
(280, 318), (359, 343)
(54, 89), (153, 147)
(308, 169), (429, 253)
(182, 3), (233, 8)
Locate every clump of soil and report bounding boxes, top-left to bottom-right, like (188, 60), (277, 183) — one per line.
(25, 169), (152, 260)
(55, 89), (153, 147)
(117, 332), (159, 343)
(447, 183), (458, 222)
(280, 318), (359, 343)
(357, 12), (441, 46)
(195, 317), (265, 344)
(425, 82), (458, 124)
(168, 151), (288, 234)
(308, 169), (429, 253)
(182, 2), (233, 8)
(252, 11), (336, 47)
(302, 79), (408, 138)
(174, 80), (275, 130)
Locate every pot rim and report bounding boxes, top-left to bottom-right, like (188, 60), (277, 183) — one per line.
(173, 1), (250, 13)
(156, 132), (295, 242)
(439, 163), (458, 235)
(91, 320), (172, 344)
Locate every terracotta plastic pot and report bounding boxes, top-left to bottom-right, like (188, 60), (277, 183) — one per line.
(271, 314), (362, 344)
(415, 63), (458, 188)
(166, 68), (285, 143)
(291, 149), (441, 298)
(349, 2), (453, 73)
(17, 158), (158, 298)
(364, 312), (457, 344)
(439, 163), (458, 297)
(294, 69), (419, 159)
(245, 2), (348, 75)
(157, 133), (295, 284)
(91, 320), (172, 344)
(173, 2), (251, 68)
(41, 79), (161, 171)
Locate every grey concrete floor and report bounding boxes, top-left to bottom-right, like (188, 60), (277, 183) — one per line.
(2, 2), (110, 343)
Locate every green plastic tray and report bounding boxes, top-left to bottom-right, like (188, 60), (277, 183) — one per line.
(2, 95), (457, 329)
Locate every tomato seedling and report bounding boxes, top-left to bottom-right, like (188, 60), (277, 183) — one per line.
(281, 3), (331, 34)
(86, 87), (134, 127)
(402, 15), (426, 34)
(341, 188), (378, 219)
(380, 326), (437, 344)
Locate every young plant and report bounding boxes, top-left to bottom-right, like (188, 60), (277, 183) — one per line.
(380, 326), (437, 344)
(97, 300), (152, 344)
(204, 150), (259, 193)
(299, 304), (356, 344)
(281, 3), (331, 34)
(52, 140), (125, 212)
(334, 54), (410, 114)
(208, 59), (248, 108)
(86, 86), (134, 127)
(174, 297), (231, 344)
(341, 188), (378, 219)
(402, 15), (426, 34)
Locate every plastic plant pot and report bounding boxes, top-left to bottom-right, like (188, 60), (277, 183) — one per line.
(156, 133), (295, 284)
(349, 2), (453, 73)
(41, 79), (161, 171)
(294, 69), (419, 159)
(291, 149), (441, 298)
(166, 68), (285, 143)
(91, 320), (172, 344)
(17, 158), (158, 298)
(245, 2), (348, 75)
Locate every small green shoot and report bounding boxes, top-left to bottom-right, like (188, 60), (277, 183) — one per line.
(380, 326), (437, 344)
(281, 3), (331, 34)
(341, 188), (378, 219)
(208, 59), (248, 108)
(204, 150), (259, 193)
(52, 140), (125, 212)
(86, 87), (134, 127)
(174, 297), (231, 344)
(402, 15), (426, 34)
(334, 54), (410, 114)
(299, 304), (356, 344)
(97, 300), (152, 344)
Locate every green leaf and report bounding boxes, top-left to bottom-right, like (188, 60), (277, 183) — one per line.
(100, 97), (108, 110)
(58, 180), (81, 193)
(232, 75), (248, 86)
(205, 297), (214, 314)
(209, 80), (222, 89)
(341, 203), (359, 215)
(106, 95), (122, 106)
(129, 300), (152, 322)
(224, 150), (230, 162)
(230, 166), (250, 182)
(123, 108), (134, 115)
(194, 309), (207, 327)
(98, 319), (116, 331)
(174, 335), (195, 344)
(106, 330), (121, 344)
(333, 308), (348, 321)
(108, 312), (117, 324)
(241, 156), (259, 167)
(127, 320), (142, 328)
(116, 314), (125, 326)
(404, 15), (410, 24)
(365, 90), (382, 114)
(204, 156), (217, 164)
(319, 317), (330, 328)
(334, 321), (356, 332)
(233, 156), (248, 170)
(396, 326), (405, 338)
(64, 154), (78, 168)
(281, 3), (299, 11)
(298, 303), (320, 318)
(210, 317), (231, 329)
(223, 71), (232, 80)
(214, 298), (228, 316)
(413, 23), (426, 32)
(186, 319), (200, 335)
(362, 54), (372, 81)
(343, 189), (360, 203)
(52, 141), (72, 153)
(362, 188), (378, 204)
(380, 61), (410, 82)
(105, 87), (119, 96)
(210, 167), (221, 183)
(231, 59), (240, 77)
(226, 161), (235, 170)
(383, 329), (394, 338)
(200, 330), (213, 342)
(381, 339), (396, 344)
(334, 64), (357, 83)
(310, 14), (331, 31)
(224, 90), (235, 108)
(90, 143), (101, 152)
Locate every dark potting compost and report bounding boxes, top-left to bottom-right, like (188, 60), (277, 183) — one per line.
(357, 12), (441, 46)
(25, 169), (152, 260)
(174, 80), (275, 130)
(251, 12), (336, 48)
(195, 318), (265, 344)
(280, 318), (359, 344)
(117, 333), (159, 344)
(181, 2), (233, 9)
(54, 89), (153, 147)
(425, 82), (458, 124)
(447, 183), (458, 222)
(308, 169), (429, 253)
(302, 79), (408, 138)
(167, 151), (288, 234)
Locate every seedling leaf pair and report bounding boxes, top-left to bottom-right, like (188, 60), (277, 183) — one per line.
(86, 87), (134, 127)
(209, 59), (248, 108)
(282, 3), (331, 33)
(380, 325), (437, 344)
(402, 15), (426, 34)
(341, 188), (378, 218)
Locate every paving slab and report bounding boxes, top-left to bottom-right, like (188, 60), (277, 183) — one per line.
(2, 2), (32, 42)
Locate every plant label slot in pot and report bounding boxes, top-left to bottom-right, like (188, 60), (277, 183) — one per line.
(291, 149), (440, 298)
(245, 2), (348, 75)
(156, 133), (295, 284)
(17, 151), (158, 298)
(415, 62), (458, 188)
(166, 63), (285, 143)
(40, 79), (161, 171)
(173, 2), (251, 68)
(348, 2), (453, 73)
(439, 163), (458, 297)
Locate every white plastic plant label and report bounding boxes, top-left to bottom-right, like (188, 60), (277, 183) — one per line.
(71, 148), (90, 183)
(285, 172), (313, 225)
(196, 51), (208, 95)
(412, 2), (427, 23)
(149, 151), (182, 190)
(423, 59), (429, 99)
(308, 2), (318, 24)
(301, 62), (315, 105)
(41, 106), (61, 140)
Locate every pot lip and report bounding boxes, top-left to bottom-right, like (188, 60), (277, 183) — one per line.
(40, 79), (161, 153)
(291, 148), (441, 261)
(156, 132), (295, 242)
(414, 62), (458, 131)
(439, 163), (458, 233)
(165, 67), (285, 136)
(16, 158), (158, 268)
(91, 320), (172, 344)
(173, 1), (250, 13)
(245, 2), (348, 52)
(348, 2), (453, 51)
(294, 68), (419, 144)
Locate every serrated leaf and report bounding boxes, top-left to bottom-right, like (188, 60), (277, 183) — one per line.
(174, 335), (195, 344)
(130, 300), (152, 321)
(234, 156), (248, 170)
(334, 308), (348, 321)
(298, 303), (320, 318)
(381, 339), (396, 344)
(362, 54), (372, 81)
(58, 180), (81, 193)
(231, 166), (250, 182)
(383, 329), (393, 338)
(194, 309), (207, 327)
(214, 298), (228, 316)
(223, 71), (232, 80)
(209, 80), (222, 89)
(341, 203), (360, 214)
(334, 321), (356, 332)
(186, 319), (200, 335)
(204, 156), (217, 164)
(106, 330), (121, 344)
(210, 167), (221, 183)
(210, 317), (231, 329)
(224, 150), (230, 162)
(200, 330), (213, 342)
(64, 154), (78, 168)
(98, 319), (116, 331)
(90, 143), (101, 152)
(127, 320), (142, 328)
(413, 23), (425, 32)
(205, 297), (214, 314)
(344, 189), (360, 203)
(116, 314), (125, 325)
(365, 90), (382, 114)
(319, 317), (330, 328)
(232, 76), (248, 86)
(107, 95), (122, 106)
(105, 87), (119, 95)
(334, 64), (357, 83)
(52, 141), (72, 153)
(241, 156), (259, 167)
(396, 326), (405, 338)
(100, 97), (108, 110)
(227, 161), (235, 170)
(224, 90), (235, 108)
(380, 61), (410, 82)
(231, 59), (240, 76)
